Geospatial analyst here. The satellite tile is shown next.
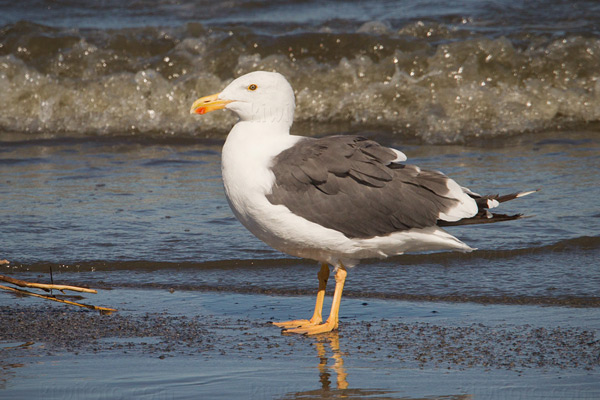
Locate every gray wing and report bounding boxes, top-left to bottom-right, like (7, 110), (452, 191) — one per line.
(266, 135), (460, 239)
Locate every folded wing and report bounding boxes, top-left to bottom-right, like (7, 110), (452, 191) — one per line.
(267, 135), (479, 239)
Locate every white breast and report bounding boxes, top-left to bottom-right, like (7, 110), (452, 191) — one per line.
(221, 122), (355, 263)
(221, 121), (299, 241)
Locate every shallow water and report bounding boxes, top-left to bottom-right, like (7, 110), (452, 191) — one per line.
(2, 130), (599, 307)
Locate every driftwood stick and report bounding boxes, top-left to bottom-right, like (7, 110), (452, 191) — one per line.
(0, 275), (97, 294)
(0, 284), (117, 314)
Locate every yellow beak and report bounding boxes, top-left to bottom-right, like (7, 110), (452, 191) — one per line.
(189, 92), (233, 115)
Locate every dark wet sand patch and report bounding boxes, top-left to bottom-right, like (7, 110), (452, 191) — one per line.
(2, 289), (599, 399)
(1, 303), (598, 372)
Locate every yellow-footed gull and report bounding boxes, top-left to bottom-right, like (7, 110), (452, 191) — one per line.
(190, 71), (536, 335)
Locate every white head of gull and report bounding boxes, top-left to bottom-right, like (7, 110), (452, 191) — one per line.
(190, 71), (536, 335)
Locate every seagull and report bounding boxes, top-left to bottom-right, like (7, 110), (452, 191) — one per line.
(190, 71), (535, 335)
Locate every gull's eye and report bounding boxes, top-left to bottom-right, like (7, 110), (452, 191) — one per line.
(248, 84), (258, 91)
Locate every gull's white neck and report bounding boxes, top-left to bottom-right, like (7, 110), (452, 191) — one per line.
(221, 120), (301, 232)
(222, 120), (297, 170)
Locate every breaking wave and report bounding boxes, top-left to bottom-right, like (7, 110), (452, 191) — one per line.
(1, 18), (599, 143)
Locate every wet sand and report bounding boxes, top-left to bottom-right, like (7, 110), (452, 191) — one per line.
(1, 288), (598, 399)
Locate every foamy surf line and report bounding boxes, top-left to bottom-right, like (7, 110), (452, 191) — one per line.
(1, 19), (599, 142)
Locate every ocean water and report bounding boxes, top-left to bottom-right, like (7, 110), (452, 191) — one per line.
(1, 0), (599, 302)
(1, 0), (599, 142)
(2, 130), (599, 307)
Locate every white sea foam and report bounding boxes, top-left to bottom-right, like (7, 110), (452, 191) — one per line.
(1, 20), (599, 142)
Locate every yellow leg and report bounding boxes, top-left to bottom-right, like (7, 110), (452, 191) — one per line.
(284, 264), (347, 335)
(273, 263), (330, 329)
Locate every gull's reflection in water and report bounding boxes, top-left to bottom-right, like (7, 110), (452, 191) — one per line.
(280, 331), (357, 400)
(314, 332), (348, 391)
(280, 331), (473, 400)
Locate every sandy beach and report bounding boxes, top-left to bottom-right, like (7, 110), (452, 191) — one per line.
(1, 286), (599, 399)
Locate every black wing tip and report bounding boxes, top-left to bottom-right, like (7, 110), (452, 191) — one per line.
(440, 188), (539, 227)
(437, 212), (529, 227)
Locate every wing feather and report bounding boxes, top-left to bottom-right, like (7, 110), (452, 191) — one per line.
(267, 135), (470, 239)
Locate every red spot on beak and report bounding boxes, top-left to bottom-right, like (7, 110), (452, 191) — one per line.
(197, 107), (206, 115)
